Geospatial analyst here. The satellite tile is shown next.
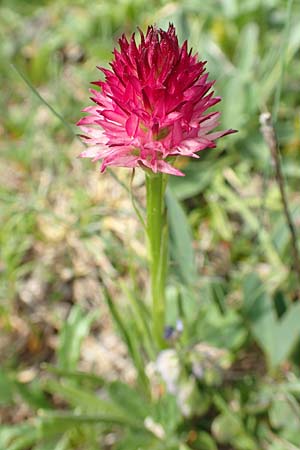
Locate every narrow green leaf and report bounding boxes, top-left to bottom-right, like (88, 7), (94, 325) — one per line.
(4, 426), (39, 450)
(166, 188), (197, 286)
(208, 200), (232, 241)
(58, 305), (97, 371)
(0, 370), (15, 405)
(39, 411), (145, 432)
(102, 285), (148, 389)
(44, 379), (123, 416)
(108, 381), (151, 420)
(272, 0), (294, 121)
(235, 23), (259, 76)
(42, 364), (104, 386)
(120, 282), (155, 360)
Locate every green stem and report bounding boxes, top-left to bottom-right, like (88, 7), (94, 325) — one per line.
(146, 173), (168, 349)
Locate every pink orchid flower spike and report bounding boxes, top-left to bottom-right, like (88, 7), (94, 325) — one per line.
(77, 24), (236, 176)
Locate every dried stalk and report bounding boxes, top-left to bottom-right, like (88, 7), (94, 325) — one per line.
(260, 112), (300, 296)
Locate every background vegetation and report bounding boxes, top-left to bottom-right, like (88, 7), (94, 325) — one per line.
(1, 0), (300, 449)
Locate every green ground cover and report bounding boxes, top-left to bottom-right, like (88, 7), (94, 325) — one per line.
(1, 1), (300, 449)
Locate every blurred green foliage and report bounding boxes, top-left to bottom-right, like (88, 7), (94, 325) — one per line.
(1, 0), (300, 449)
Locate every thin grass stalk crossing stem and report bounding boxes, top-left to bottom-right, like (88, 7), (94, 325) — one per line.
(146, 173), (168, 348)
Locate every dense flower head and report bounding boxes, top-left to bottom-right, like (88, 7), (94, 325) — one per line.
(77, 24), (235, 176)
